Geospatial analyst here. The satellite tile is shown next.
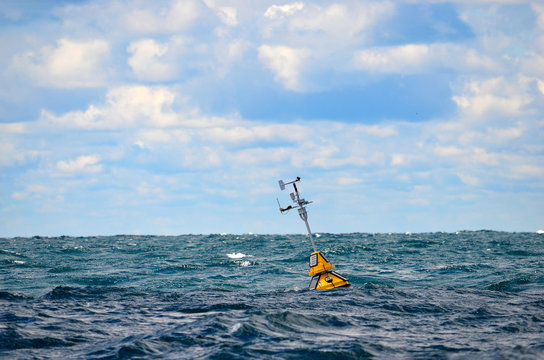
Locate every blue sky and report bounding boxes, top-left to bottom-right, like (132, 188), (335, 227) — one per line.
(1, 0), (543, 236)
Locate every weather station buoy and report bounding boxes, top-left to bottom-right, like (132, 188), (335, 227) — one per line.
(277, 177), (350, 290)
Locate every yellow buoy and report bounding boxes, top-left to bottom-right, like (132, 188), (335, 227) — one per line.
(277, 177), (350, 290)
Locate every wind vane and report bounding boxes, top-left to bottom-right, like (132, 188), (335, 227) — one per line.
(277, 177), (350, 290)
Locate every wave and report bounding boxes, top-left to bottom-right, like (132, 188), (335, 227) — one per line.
(0, 291), (30, 301)
(484, 275), (544, 293)
(0, 327), (73, 351)
(1, 284), (543, 358)
(42, 285), (143, 300)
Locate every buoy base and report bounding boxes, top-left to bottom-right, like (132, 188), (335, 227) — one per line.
(308, 251), (350, 290)
(309, 270), (350, 290)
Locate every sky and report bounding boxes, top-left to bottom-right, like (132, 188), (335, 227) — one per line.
(0, 0), (543, 236)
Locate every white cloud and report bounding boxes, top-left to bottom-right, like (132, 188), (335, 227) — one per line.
(203, 0), (238, 26)
(354, 44), (430, 74)
(11, 192), (26, 200)
(34, 79), (537, 182)
(434, 146), (464, 157)
(213, 39), (250, 76)
(353, 43), (498, 74)
(11, 184), (51, 200)
(204, 123), (305, 144)
(406, 197), (429, 206)
(135, 129), (190, 147)
(538, 80), (544, 95)
(511, 164), (544, 178)
(0, 139), (40, 168)
(42, 85), (180, 129)
(225, 40), (248, 61)
(0, 143), (25, 167)
(258, 45), (309, 91)
(457, 173), (480, 186)
(534, 4), (544, 28)
(402, 0), (531, 4)
(452, 77), (534, 120)
(337, 177), (363, 185)
(137, 181), (164, 197)
(287, 2), (394, 42)
(14, 38), (110, 88)
(391, 154), (407, 166)
(127, 39), (173, 81)
(0, 123), (26, 134)
(216, 6), (238, 27)
(487, 126), (523, 142)
(264, 3), (304, 19)
(259, 1), (396, 87)
(471, 147), (499, 166)
(231, 147), (290, 166)
(121, 0), (200, 34)
(354, 124), (398, 137)
(57, 155), (102, 173)
(521, 54), (544, 78)
(134, 140), (146, 149)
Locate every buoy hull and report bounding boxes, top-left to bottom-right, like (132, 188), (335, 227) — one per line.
(308, 251), (350, 290)
(309, 271), (350, 290)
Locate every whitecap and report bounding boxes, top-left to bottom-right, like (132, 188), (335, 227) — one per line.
(230, 322), (242, 333)
(227, 253), (246, 259)
(536, 230), (544, 234)
(239, 260), (251, 267)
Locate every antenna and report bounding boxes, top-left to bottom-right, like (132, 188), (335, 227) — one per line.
(277, 176), (316, 252)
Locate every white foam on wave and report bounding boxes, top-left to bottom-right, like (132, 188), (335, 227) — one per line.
(227, 253), (247, 259)
(229, 322), (242, 333)
(1, 249), (21, 255)
(537, 229), (544, 234)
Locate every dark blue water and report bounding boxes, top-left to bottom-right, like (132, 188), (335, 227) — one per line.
(1, 231), (543, 359)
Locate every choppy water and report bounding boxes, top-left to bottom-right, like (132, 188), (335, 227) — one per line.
(1, 231), (543, 359)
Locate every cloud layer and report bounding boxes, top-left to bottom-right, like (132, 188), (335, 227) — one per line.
(0, 0), (543, 236)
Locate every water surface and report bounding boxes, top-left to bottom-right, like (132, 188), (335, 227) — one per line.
(1, 231), (543, 358)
